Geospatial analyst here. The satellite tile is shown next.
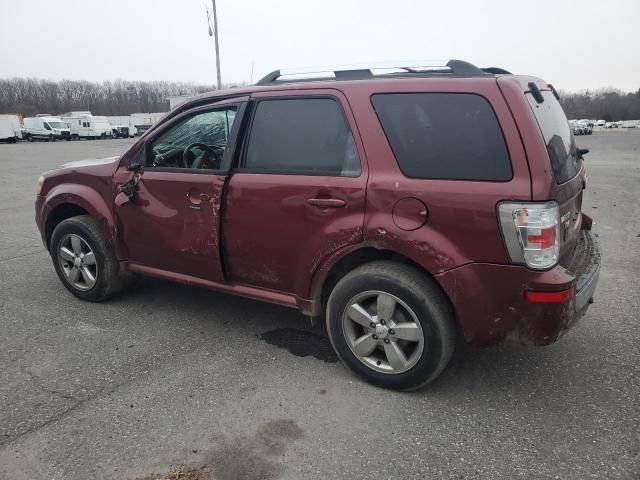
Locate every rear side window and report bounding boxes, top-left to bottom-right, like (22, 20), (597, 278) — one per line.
(243, 98), (360, 176)
(526, 91), (581, 184)
(372, 93), (512, 181)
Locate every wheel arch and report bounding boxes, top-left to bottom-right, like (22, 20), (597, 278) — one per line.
(43, 185), (116, 253)
(310, 246), (462, 337)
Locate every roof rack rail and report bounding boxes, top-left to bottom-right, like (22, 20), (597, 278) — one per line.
(255, 59), (495, 85)
(482, 67), (512, 74)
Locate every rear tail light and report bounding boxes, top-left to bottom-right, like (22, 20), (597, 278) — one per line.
(498, 201), (560, 270)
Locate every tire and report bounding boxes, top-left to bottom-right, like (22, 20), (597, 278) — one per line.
(48, 134), (54, 142)
(50, 215), (123, 302)
(326, 261), (456, 391)
(27, 134), (33, 142)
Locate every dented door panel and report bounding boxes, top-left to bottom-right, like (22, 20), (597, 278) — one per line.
(115, 170), (225, 282)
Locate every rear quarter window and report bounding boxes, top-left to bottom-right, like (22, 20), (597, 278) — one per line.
(372, 93), (512, 181)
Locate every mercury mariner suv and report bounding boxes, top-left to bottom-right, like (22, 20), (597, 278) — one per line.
(35, 60), (601, 390)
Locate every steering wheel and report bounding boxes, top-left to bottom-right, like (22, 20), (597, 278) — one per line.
(182, 143), (220, 169)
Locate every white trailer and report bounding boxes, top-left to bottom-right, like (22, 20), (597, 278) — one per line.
(621, 120), (640, 128)
(60, 112), (112, 140)
(0, 114), (22, 143)
(130, 112), (166, 136)
(23, 116), (71, 141)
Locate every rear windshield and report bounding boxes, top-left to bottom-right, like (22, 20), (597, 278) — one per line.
(372, 93), (512, 181)
(526, 91), (581, 183)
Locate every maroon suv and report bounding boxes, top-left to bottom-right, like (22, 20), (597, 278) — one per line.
(35, 60), (601, 390)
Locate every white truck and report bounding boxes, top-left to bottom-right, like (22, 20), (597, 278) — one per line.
(130, 112), (166, 136)
(0, 114), (22, 143)
(60, 112), (113, 140)
(23, 115), (71, 141)
(107, 116), (135, 138)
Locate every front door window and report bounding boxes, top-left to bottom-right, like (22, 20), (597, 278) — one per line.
(148, 108), (237, 170)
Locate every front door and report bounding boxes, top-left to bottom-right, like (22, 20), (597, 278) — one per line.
(222, 91), (368, 300)
(115, 99), (246, 283)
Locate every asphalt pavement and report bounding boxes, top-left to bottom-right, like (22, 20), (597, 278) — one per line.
(0, 132), (638, 479)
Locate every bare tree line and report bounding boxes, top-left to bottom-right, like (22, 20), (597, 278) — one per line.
(0, 78), (638, 120)
(0, 78), (245, 117)
(557, 88), (640, 121)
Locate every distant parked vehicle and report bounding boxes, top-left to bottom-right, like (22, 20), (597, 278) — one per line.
(0, 114), (22, 143)
(23, 116), (71, 141)
(111, 125), (130, 138)
(577, 120), (592, 135)
(60, 112), (112, 140)
(130, 112), (166, 136)
(596, 120), (606, 127)
(108, 116), (137, 137)
(621, 120), (640, 128)
(572, 120), (591, 136)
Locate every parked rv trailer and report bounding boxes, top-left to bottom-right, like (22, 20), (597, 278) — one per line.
(0, 114), (22, 143)
(23, 116), (71, 141)
(60, 113), (112, 140)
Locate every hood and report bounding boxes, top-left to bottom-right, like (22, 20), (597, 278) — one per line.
(61, 156), (120, 170)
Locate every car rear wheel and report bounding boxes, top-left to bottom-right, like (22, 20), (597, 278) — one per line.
(50, 215), (123, 302)
(326, 261), (456, 391)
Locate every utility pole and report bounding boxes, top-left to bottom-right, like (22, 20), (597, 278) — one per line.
(211, 0), (222, 90)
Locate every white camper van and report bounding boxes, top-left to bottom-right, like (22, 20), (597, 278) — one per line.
(23, 116), (71, 141)
(60, 112), (113, 140)
(0, 114), (22, 143)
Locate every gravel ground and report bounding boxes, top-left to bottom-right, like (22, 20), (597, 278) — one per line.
(0, 132), (638, 479)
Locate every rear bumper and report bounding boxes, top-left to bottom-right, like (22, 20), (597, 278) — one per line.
(435, 227), (601, 346)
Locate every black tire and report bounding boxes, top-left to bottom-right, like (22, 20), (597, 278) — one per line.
(50, 215), (123, 302)
(26, 134), (33, 142)
(326, 261), (456, 391)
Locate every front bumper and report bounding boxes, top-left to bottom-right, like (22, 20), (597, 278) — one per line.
(435, 227), (601, 346)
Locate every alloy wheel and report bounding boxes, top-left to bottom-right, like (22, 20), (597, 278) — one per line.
(342, 290), (425, 374)
(58, 234), (98, 291)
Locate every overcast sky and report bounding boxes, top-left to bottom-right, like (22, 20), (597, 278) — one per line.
(1, 0), (638, 92)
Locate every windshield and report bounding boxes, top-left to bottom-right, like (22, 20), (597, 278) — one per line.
(526, 90), (581, 183)
(47, 121), (67, 129)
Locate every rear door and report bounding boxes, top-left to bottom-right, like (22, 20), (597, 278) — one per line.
(221, 90), (367, 299)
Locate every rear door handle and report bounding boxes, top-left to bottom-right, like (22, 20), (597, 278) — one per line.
(307, 198), (346, 208)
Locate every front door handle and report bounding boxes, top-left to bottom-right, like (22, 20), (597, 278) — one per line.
(307, 198), (346, 208)
(185, 192), (211, 202)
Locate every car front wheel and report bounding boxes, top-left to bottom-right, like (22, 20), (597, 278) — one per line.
(50, 215), (122, 302)
(326, 261), (456, 391)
